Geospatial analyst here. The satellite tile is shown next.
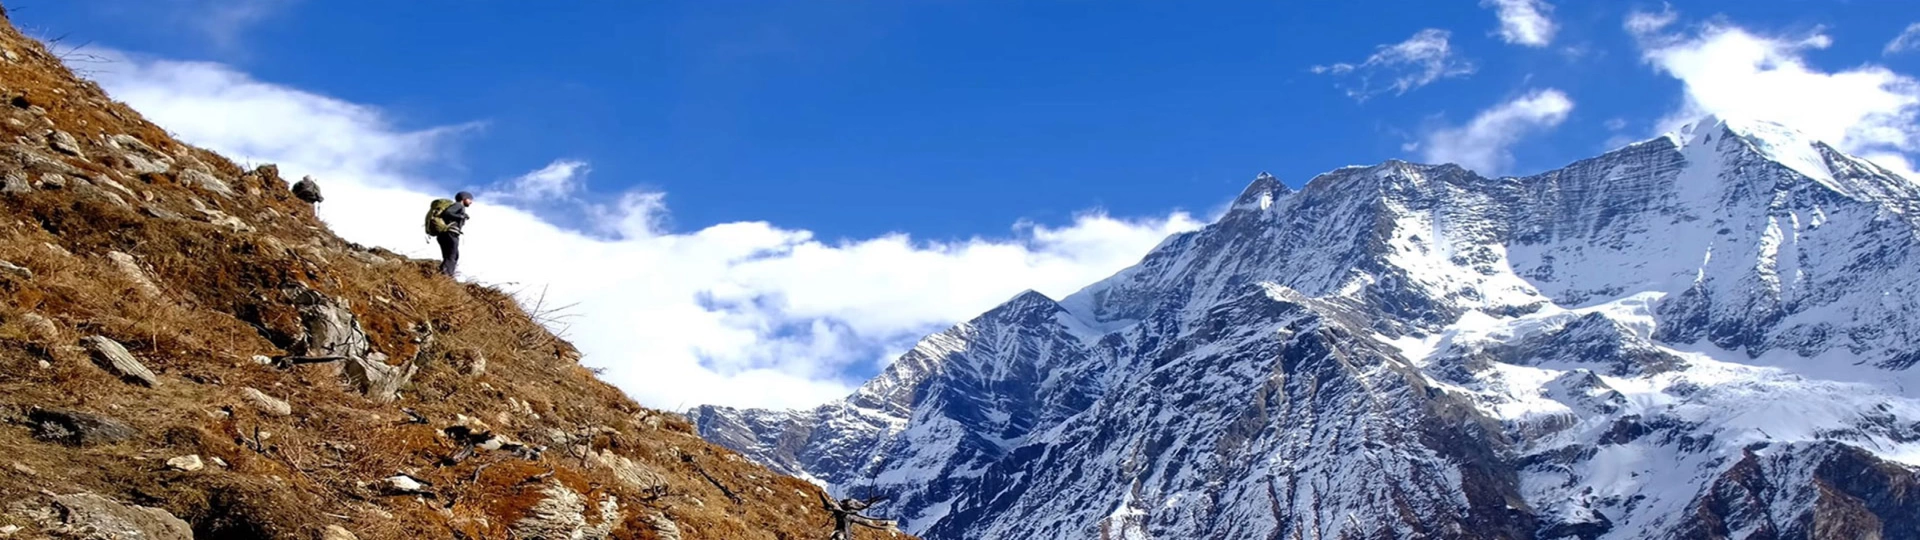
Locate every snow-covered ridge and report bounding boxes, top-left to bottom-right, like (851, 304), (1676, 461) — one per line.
(694, 117), (1920, 539)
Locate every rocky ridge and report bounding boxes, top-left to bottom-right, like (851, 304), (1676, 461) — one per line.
(696, 117), (1920, 539)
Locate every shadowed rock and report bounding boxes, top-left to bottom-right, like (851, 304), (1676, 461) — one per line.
(28, 408), (136, 447)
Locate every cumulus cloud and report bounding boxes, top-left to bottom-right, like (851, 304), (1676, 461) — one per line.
(1887, 23), (1920, 56)
(1415, 89), (1574, 176)
(1630, 12), (1920, 178)
(1312, 29), (1475, 101)
(78, 50), (1205, 410)
(1481, 0), (1557, 47)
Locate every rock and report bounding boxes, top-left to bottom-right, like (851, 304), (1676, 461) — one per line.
(239, 387), (292, 416)
(164, 455), (204, 472)
(251, 355), (274, 366)
(378, 474), (432, 496)
(69, 178), (131, 210)
(28, 408), (136, 446)
(343, 353), (416, 405)
(511, 483), (619, 540)
(46, 129), (81, 157)
(643, 513), (683, 540)
(7, 146), (75, 175)
(0, 259), (29, 279)
(81, 335), (160, 387)
(0, 524), (18, 538)
(289, 287), (416, 403)
(292, 176), (324, 203)
(122, 153), (169, 175)
(210, 456), (228, 468)
(38, 493), (193, 540)
(35, 172), (65, 189)
(0, 171), (26, 193)
(178, 168), (232, 197)
(321, 525), (358, 540)
(10, 461), (38, 476)
(105, 251), (164, 300)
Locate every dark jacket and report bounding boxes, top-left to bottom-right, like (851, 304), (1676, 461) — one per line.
(438, 202), (469, 234)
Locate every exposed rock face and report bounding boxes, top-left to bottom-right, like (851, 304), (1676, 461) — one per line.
(697, 119), (1920, 539)
(511, 483), (620, 540)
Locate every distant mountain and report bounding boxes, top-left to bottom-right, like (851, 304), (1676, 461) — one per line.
(693, 117), (1920, 540)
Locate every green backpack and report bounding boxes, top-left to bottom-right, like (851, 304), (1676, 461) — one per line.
(424, 198), (455, 235)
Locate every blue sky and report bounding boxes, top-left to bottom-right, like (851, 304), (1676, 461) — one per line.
(17, 0), (1920, 408)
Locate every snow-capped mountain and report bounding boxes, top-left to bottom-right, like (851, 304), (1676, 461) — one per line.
(691, 117), (1920, 540)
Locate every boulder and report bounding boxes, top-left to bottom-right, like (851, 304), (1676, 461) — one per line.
(81, 335), (159, 387)
(0, 171), (26, 193)
(37, 493), (193, 540)
(46, 129), (81, 157)
(292, 176), (324, 203)
(28, 408), (136, 446)
(178, 168), (232, 197)
(288, 287), (416, 403)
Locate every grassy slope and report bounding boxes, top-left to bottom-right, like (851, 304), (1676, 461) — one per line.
(0, 8), (900, 540)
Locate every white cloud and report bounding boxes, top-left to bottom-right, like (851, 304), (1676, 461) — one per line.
(1312, 29), (1475, 101)
(486, 159), (589, 203)
(1623, 6), (1678, 37)
(78, 50), (1204, 410)
(1630, 14), (1920, 178)
(1481, 0), (1558, 47)
(1417, 89), (1574, 176)
(1887, 23), (1920, 56)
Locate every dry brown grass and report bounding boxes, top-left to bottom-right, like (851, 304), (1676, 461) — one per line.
(0, 6), (909, 540)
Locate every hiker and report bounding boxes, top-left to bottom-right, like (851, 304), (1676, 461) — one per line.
(425, 191), (473, 277)
(821, 494), (898, 540)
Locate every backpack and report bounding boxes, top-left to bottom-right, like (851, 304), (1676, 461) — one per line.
(425, 198), (455, 235)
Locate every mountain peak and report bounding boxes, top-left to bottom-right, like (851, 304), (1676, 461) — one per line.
(1229, 171), (1289, 212)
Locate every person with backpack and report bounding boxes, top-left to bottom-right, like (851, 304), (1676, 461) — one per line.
(425, 191), (473, 277)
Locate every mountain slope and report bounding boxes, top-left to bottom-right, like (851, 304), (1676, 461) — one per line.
(695, 118), (1920, 539)
(0, 10), (904, 540)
